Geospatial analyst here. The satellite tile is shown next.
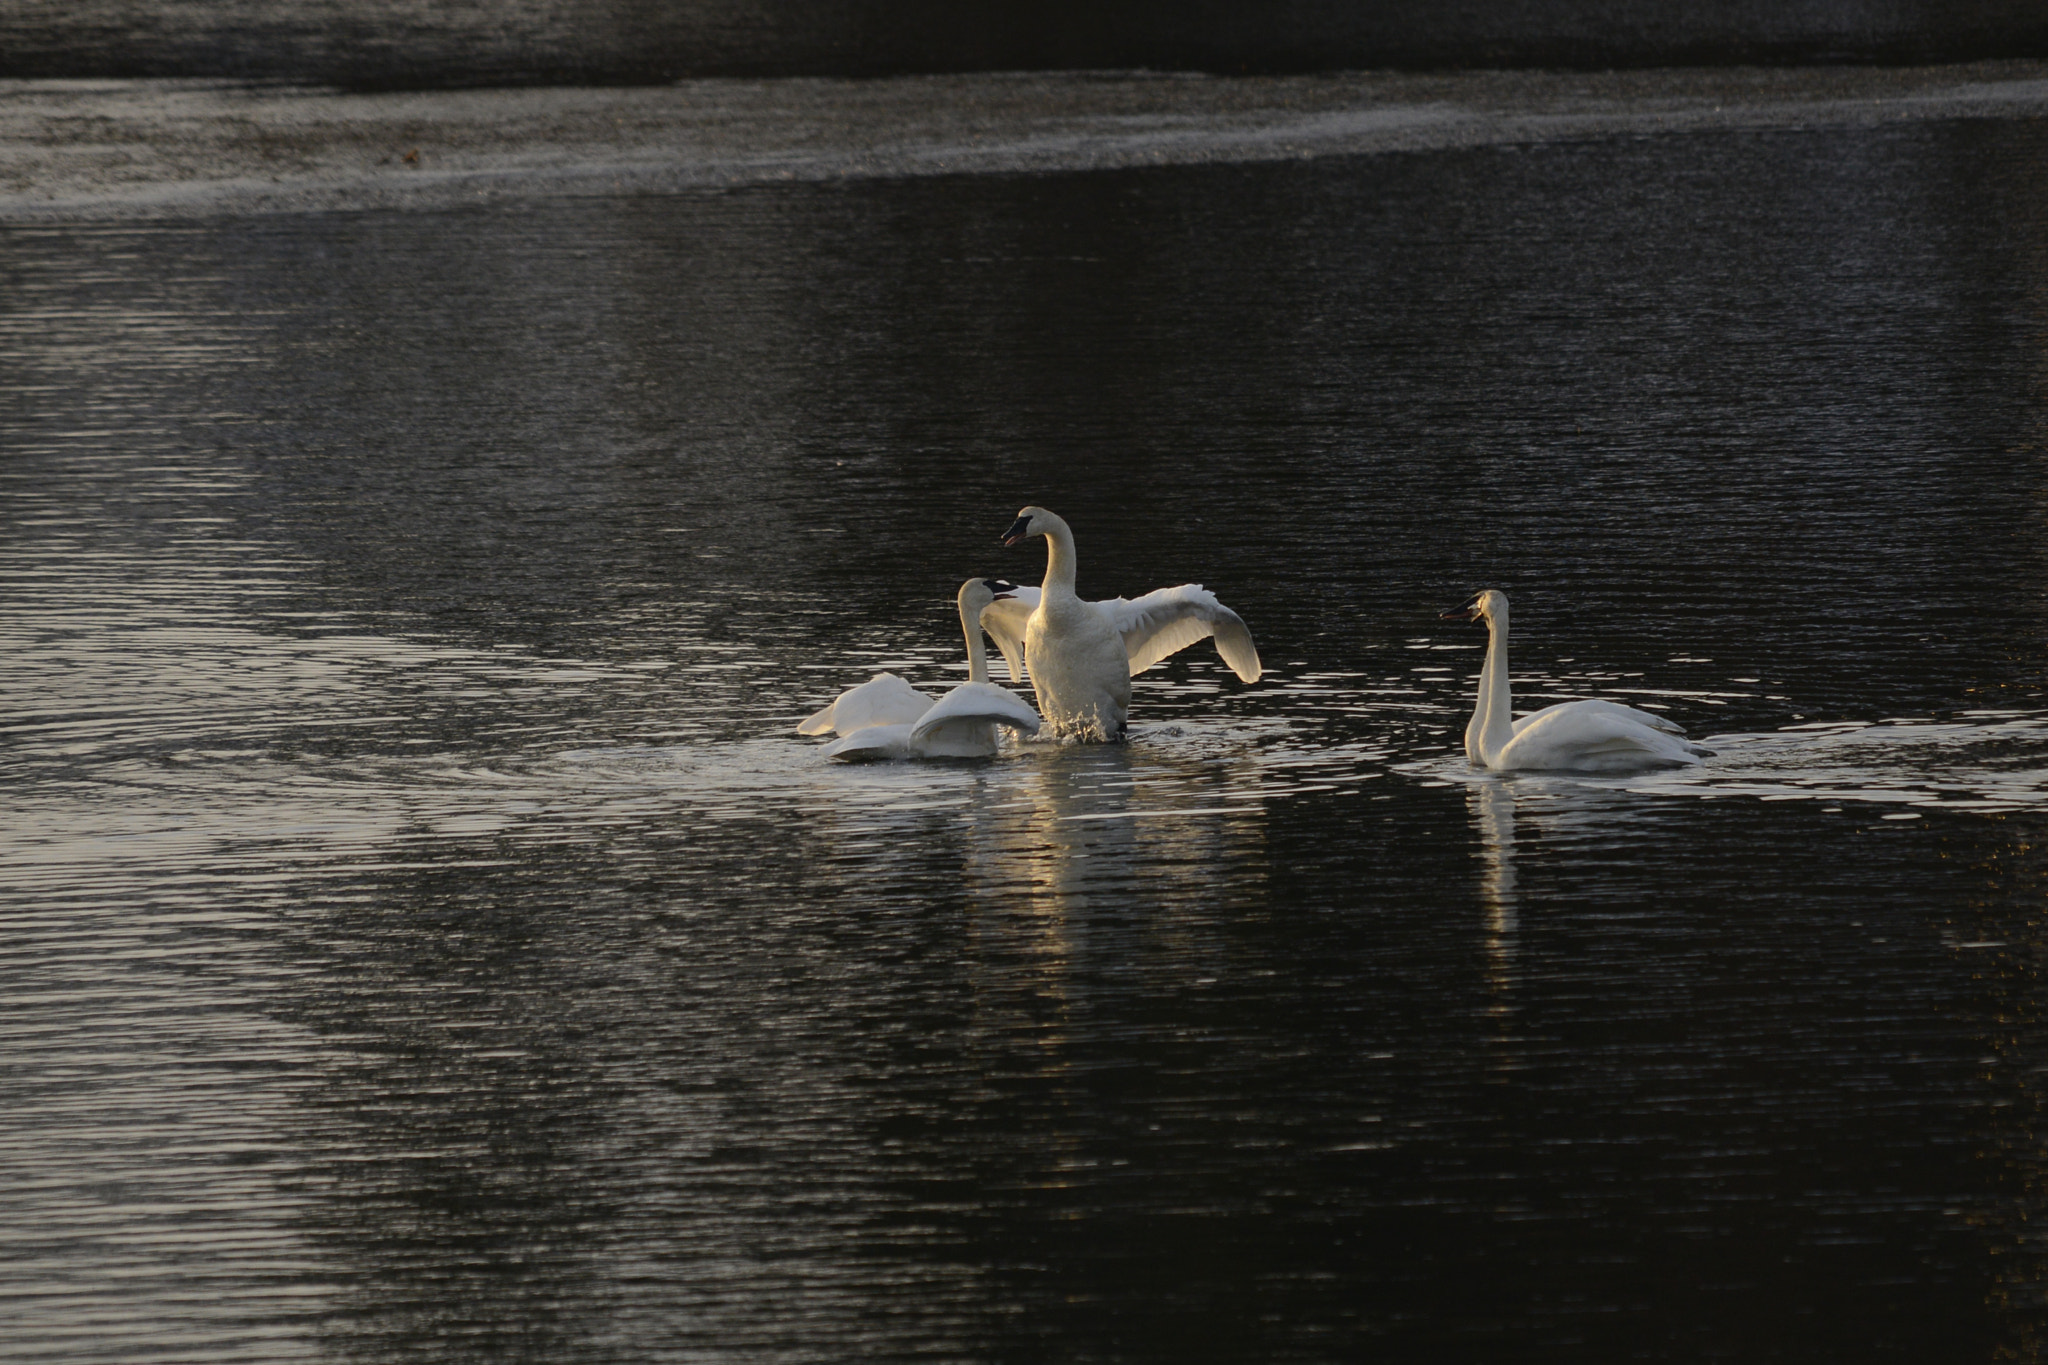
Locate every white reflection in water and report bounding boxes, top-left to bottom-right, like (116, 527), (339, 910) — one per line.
(953, 735), (1273, 918)
(1467, 780), (1519, 1016)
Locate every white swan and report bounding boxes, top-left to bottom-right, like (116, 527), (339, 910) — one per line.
(821, 579), (1041, 761)
(995, 506), (1262, 740)
(1441, 588), (1712, 773)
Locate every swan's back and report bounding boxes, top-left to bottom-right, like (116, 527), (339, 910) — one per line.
(1510, 698), (1684, 738)
(798, 673), (933, 736)
(1497, 700), (1711, 773)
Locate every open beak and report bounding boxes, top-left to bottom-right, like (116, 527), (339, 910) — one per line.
(1439, 594), (1482, 622)
(984, 577), (1018, 600)
(1001, 515), (1032, 548)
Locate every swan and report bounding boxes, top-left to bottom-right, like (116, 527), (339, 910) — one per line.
(1440, 588), (1712, 772)
(995, 506), (1262, 740)
(821, 579), (1042, 761)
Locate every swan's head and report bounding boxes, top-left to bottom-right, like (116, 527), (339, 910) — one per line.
(956, 577), (1017, 614)
(1001, 506), (1055, 548)
(1441, 588), (1509, 624)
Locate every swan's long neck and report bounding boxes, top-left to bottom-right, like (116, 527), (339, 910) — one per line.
(1469, 605), (1513, 767)
(960, 598), (990, 685)
(1039, 515), (1079, 599)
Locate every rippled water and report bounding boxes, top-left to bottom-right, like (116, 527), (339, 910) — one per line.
(7, 116), (2048, 1360)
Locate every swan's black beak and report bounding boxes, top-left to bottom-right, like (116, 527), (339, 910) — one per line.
(1001, 515), (1032, 548)
(1440, 593), (1483, 623)
(984, 578), (1019, 600)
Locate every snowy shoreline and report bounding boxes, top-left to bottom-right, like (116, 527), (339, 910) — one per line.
(6, 61), (2048, 221)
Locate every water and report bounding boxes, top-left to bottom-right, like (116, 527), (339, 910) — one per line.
(6, 115), (2048, 1360)
(7, 0), (2036, 86)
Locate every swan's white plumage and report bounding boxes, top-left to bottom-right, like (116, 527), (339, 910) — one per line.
(1445, 588), (1710, 773)
(910, 681), (1042, 746)
(980, 594), (1032, 684)
(825, 682), (1041, 761)
(982, 585), (1262, 684)
(797, 672), (932, 737)
(997, 506), (1262, 739)
(1510, 697), (1683, 738)
(1107, 585), (1263, 681)
(818, 722), (918, 761)
(1490, 701), (1707, 773)
(817, 580), (1040, 762)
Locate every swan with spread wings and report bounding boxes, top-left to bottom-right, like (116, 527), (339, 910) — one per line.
(991, 506), (1262, 740)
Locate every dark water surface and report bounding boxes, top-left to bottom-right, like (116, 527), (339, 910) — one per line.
(7, 117), (2048, 1361)
(8, 0), (2045, 85)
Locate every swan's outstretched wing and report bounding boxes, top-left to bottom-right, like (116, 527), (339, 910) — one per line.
(909, 682), (1041, 741)
(820, 722), (915, 761)
(1499, 701), (1708, 772)
(979, 594), (1036, 684)
(1513, 698), (1685, 737)
(981, 582), (1262, 684)
(1098, 584), (1263, 682)
(798, 673), (933, 736)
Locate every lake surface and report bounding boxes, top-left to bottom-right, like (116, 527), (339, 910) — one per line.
(11, 0), (2040, 86)
(5, 114), (2048, 1361)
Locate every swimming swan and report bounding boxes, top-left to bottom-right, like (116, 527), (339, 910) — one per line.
(995, 506), (1262, 740)
(1441, 589), (1712, 773)
(822, 579), (1042, 761)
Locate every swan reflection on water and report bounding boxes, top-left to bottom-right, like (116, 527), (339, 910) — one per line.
(957, 740), (1270, 930)
(1469, 779), (1520, 1019)
(941, 741), (1271, 1182)
(959, 738), (1267, 993)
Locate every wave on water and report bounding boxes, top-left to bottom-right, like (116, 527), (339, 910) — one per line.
(1402, 710), (2048, 817)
